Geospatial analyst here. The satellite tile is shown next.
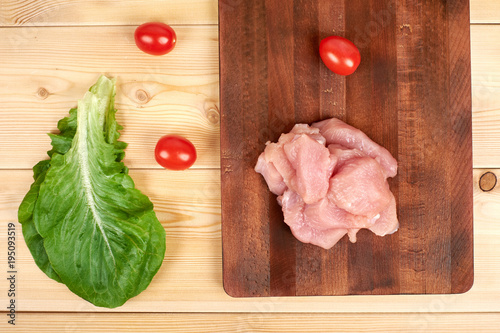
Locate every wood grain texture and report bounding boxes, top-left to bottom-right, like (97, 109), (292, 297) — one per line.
(2, 312), (500, 333)
(0, 169), (499, 312)
(0, 24), (497, 169)
(0, 26), (220, 169)
(471, 25), (500, 168)
(0, 0), (217, 26)
(0, 0), (498, 328)
(220, 0), (473, 297)
(0, 0), (493, 26)
(470, 0), (500, 23)
(0, 169), (223, 312)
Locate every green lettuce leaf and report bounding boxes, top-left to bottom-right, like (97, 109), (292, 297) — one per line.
(18, 159), (61, 282)
(18, 107), (81, 283)
(18, 76), (166, 308)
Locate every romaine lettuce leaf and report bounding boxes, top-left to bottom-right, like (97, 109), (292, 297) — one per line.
(18, 76), (166, 308)
(18, 107), (81, 283)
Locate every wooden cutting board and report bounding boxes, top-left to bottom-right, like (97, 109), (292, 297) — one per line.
(219, 0), (473, 297)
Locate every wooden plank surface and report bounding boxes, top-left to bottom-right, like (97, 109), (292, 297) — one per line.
(220, 0), (473, 297)
(470, 0), (500, 23)
(0, 0), (218, 26)
(3, 312), (500, 332)
(0, 24), (497, 170)
(471, 25), (500, 168)
(0, 0), (494, 25)
(0, 26), (219, 169)
(1, 169), (498, 313)
(0, 0), (499, 331)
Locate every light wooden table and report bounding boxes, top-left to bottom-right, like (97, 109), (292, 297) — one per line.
(0, 0), (499, 332)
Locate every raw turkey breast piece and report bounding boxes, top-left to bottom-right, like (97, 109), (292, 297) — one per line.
(254, 155), (287, 196)
(313, 118), (398, 178)
(327, 156), (392, 219)
(255, 118), (399, 250)
(280, 190), (348, 249)
(283, 134), (332, 204)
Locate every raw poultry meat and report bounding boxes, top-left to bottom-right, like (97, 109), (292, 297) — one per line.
(255, 118), (398, 250)
(255, 124), (333, 203)
(313, 118), (398, 178)
(327, 156), (392, 218)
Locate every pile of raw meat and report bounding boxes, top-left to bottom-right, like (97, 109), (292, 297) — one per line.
(255, 118), (399, 250)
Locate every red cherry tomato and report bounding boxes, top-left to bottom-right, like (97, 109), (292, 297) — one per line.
(155, 135), (197, 170)
(134, 22), (177, 56)
(319, 36), (361, 76)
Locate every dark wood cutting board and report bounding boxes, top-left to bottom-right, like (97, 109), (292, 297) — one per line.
(219, 0), (473, 296)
